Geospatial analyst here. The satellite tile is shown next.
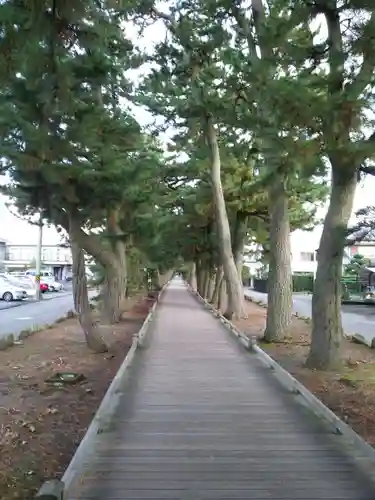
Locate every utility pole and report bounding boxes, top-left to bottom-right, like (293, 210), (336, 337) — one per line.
(35, 214), (43, 301)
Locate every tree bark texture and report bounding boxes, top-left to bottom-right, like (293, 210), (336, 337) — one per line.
(210, 267), (224, 307)
(233, 212), (248, 280)
(189, 262), (197, 290)
(206, 117), (246, 320)
(70, 235), (108, 353)
(264, 176), (292, 342)
(67, 214), (127, 325)
(306, 166), (358, 369)
(218, 278), (227, 313)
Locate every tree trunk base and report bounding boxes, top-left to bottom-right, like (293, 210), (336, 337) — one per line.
(85, 325), (109, 353)
(260, 336), (273, 344)
(263, 330), (287, 343)
(223, 310), (248, 321)
(304, 349), (343, 371)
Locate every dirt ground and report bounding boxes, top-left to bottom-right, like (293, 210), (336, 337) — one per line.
(233, 299), (375, 447)
(0, 294), (155, 500)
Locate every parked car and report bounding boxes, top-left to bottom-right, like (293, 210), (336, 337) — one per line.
(0, 277), (28, 302)
(25, 269), (54, 279)
(42, 277), (63, 292)
(3, 275), (36, 298)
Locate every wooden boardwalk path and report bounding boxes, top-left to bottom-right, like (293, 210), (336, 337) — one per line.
(67, 279), (375, 499)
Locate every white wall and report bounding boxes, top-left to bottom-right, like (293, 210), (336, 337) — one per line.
(290, 227), (322, 274)
(5, 245), (72, 264)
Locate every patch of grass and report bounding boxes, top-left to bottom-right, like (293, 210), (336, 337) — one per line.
(340, 362), (375, 385)
(19, 329), (33, 340)
(0, 333), (14, 351)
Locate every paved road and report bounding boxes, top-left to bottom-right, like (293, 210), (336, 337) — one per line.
(245, 289), (375, 348)
(66, 280), (375, 500)
(0, 289), (72, 311)
(0, 289), (97, 340)
(0, 293), (76, 340)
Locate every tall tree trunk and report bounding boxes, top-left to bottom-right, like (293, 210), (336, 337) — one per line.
(207, 273), (216, 300)
(155, 268), (162, 289)
(196, 258), (206, 296)
(150, 268), (160, 290)
(101, 262), (126, 324)
(210, 267), (224, 306)
(264, 175), (292, 342)
(218, 278), (227, 313)
(108, 210), (127, 304)
(233, 212), (248, 280)
(70, 236), (108, 353)
(160, 270), (173, 287)
(206, 117), (246, 320)
(203, 269), (211, 299)
(189, 262), (197, 289)
(116, 239), (127, 301)
(306, 166), (357, 369)
(66, 213), (126, 325)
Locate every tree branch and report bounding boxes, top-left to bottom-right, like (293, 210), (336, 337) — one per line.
(344, 12), (375, 99)
(150, 7), (178, 32)
(354, 132), (375, 163)
(58, 210), (115, 268)
(359, 163), (375, 176)
(231, 4), (258, 59)
(323, 2), (345, 95)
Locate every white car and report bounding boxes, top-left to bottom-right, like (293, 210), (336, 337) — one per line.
(9, 278), (36, 298)
(0, 278), (28, 302)
(42, 277), (64, 292)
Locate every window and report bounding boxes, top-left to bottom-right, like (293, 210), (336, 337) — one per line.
(20, 248), (34, 261)
(56, 248), (62, 261)
(300, 252), (315, 262)
(7, 248), (21, 261)
(42, 248), (54, 262)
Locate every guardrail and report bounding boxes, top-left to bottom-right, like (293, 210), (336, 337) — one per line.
(33, 284), (168, 499)
(186, 282), (375, 472)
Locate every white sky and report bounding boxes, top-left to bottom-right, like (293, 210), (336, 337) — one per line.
(1, 9), (374, 249)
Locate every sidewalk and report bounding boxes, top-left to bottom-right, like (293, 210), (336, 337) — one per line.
(67, 280), (375, 499)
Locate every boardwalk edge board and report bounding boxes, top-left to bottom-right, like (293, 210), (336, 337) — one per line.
(186, 283), (375, 469)
(34, 284), (169, 500)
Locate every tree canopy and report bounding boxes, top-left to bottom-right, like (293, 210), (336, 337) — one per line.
(1, 0), (374, 368)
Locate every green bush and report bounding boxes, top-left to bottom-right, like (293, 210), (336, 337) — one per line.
(292, 274), (314, 293)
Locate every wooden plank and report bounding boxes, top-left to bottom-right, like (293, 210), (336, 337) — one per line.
(66, 280), (375, 500)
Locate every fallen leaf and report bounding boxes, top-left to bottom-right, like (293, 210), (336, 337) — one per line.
(46, 407), (58, 415)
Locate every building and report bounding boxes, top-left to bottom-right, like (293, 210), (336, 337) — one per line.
(0, 242), (72, 280)
(244, 228), (360, 277)
(0, 238), (7, 270)
(347, 239), (375, 260)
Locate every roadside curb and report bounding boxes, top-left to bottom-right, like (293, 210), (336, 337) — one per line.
(37, 284), (168, 500)
(0, 295), (98, 350)
(186, 283), (375, 474)
(0, 311), (78, 351)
